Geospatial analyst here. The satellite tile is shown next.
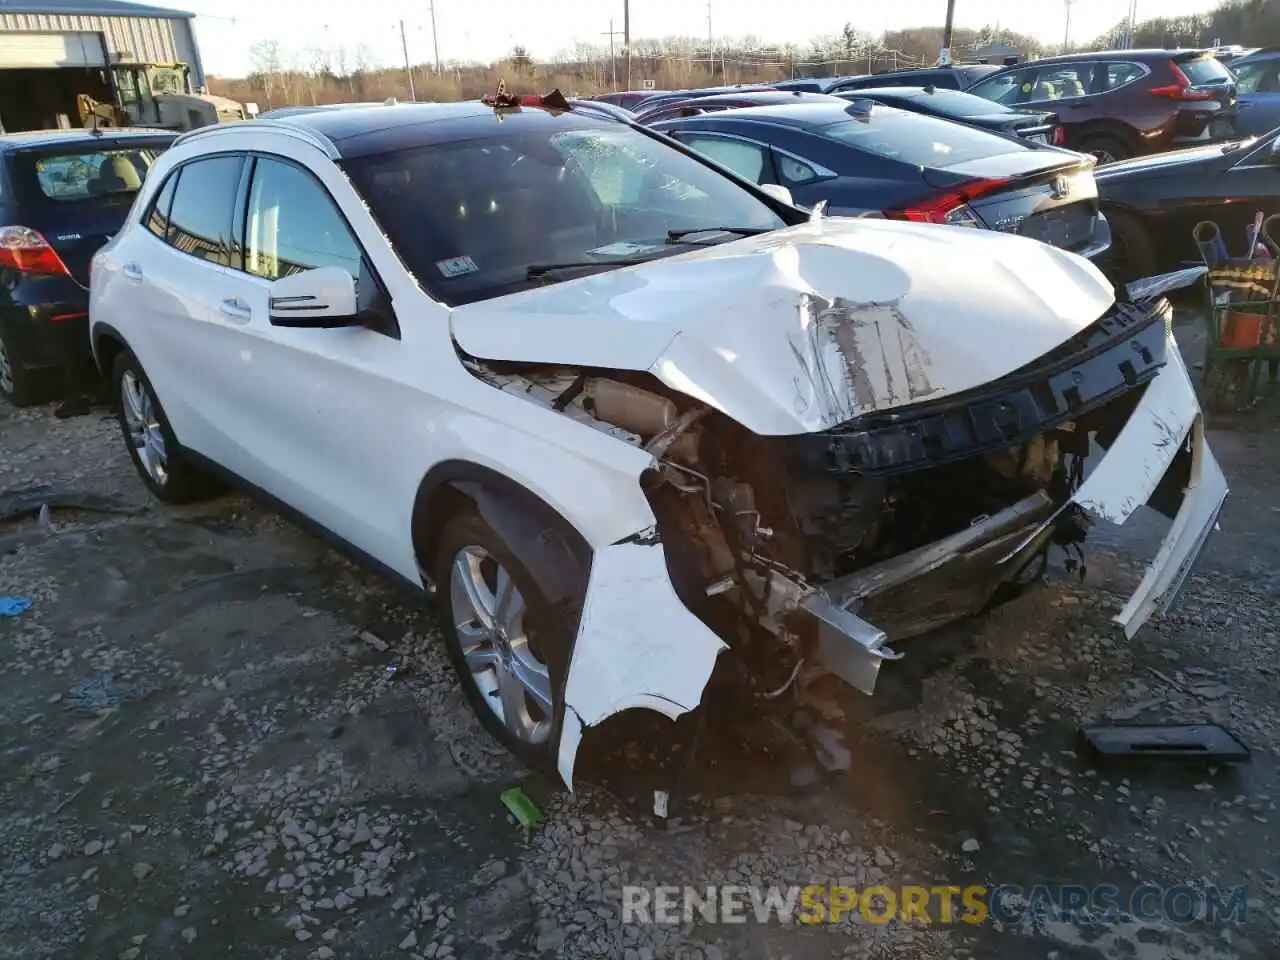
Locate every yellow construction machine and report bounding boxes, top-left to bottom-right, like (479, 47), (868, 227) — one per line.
(79, 61), (255, 132)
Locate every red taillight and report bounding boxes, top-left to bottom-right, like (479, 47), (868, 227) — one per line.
(883, 177), (1010, 224)
(1052, 126), (1066, 146)
(1150, 63), (1216, 101)
(0, 225), (71, 276)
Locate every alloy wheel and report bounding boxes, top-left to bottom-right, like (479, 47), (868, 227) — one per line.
(120, 370), (168, 486)
(0, 330), (13, 396)
(449, 545), (553, 745)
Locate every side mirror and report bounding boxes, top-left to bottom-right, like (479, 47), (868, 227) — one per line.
(758, 183), (795, 206)
(268, 266), (360, 328)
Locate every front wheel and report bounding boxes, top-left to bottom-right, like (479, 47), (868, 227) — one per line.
(112, 349), (223, 503)
(434, 511), (563, 768)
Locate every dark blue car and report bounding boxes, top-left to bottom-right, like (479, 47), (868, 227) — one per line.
(0, 128), (175, 406)
(649, 99), (1111, 262)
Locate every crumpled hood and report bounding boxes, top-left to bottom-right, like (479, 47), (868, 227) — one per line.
(450, 218), (1117, 436)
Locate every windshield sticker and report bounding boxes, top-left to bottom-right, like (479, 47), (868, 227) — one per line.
(436, 256), (479, 278)
(587, 241), (663, 258)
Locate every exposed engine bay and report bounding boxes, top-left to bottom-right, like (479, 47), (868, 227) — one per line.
(461, 296), (1176, 705)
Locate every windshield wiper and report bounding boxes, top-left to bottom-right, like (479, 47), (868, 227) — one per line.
(525, 259), (651, 281)
(666, 226), (772, 244)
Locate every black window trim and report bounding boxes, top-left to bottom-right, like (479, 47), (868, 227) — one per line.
(239, 150), (399, 340)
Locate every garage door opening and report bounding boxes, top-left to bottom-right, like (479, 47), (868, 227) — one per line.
(0, 68), (113, 132)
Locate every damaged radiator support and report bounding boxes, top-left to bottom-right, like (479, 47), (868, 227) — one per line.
(797, 491), (1058, 695)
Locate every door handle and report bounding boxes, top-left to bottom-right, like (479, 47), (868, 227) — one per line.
(123, 263), (143, 280)
(219, 297), (251, 323)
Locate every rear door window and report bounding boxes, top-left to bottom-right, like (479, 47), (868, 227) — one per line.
(818, 107), (1023, 167)
(681, 135), (771, 183)
(145, 170), (179, 240)
(1026, 64), (1091, 102)
(164, 155), (244, 267)
(1101, 61), (1146, 91)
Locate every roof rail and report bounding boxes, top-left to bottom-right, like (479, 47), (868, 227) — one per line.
(172, 119), (340, 159)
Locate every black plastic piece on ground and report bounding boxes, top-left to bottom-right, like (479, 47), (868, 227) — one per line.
(1080, 724), (1251, 763)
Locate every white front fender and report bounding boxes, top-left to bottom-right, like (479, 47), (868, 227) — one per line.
(557, 531), (728, 790)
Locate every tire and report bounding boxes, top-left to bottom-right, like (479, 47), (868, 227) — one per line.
(111, 348), (223, 504)
(434, 510), (565, 770)
(1102, 209), (1158, 284)
(0, 320), (47, 407)
(1075, 134), (1132, 165)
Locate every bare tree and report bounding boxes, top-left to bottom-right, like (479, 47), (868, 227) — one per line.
(248, 39), (282, 108)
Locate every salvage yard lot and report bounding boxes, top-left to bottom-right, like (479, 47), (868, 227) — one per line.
(2, 315), (1279, 960)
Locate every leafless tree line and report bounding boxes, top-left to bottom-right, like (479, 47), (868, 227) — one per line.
(209, 1), (1268, 109)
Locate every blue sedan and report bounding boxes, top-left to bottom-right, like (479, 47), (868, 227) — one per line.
(648, 98), (1111, 262)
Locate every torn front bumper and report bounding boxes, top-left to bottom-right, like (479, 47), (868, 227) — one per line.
(1072, 346), (1228, 637)
(801, 334), (1227, 695)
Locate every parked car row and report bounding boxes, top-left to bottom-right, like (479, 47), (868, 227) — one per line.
(608, 47), (1241, 163)
(78, 97), (1225, 787)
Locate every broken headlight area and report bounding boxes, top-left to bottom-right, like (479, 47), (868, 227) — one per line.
(462, 296), (1183, 705)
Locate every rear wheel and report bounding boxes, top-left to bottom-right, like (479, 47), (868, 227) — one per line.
(434, 511), (562, 768)
(1075, 134), (1132, 165)
(1102, 209), (1158, 284)
(112, 348), (222, 503)
(0, 321), (45, 407)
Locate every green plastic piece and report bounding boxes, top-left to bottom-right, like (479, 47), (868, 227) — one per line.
(501, 787), (544, 828)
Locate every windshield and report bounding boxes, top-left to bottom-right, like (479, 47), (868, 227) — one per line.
(818, 108), (1024, 167)
(342, 123), (788, 306)
(16, 146), (164, 203)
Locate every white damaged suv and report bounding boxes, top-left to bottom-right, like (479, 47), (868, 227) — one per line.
(88, 99), (1227, 788)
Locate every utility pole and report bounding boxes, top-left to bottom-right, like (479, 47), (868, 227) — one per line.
(428, 0), (440, 73)
(398, 19), (416, 100)
(623, 0), (631, 90)
(940, 0), (957, 65)
(1062, 0), (1076, 53)
(602, 19), (624, 91)
(707, 0), (715, 81)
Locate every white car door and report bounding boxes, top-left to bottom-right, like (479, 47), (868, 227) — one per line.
(198, 150), (426, 568)
(101, 154), (249, 454)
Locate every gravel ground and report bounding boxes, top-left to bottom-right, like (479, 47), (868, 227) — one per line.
(1, 313), (1278, 959)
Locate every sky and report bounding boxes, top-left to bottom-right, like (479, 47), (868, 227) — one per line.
(176, 0), (1225, 79)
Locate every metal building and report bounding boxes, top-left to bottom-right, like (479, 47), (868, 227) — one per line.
(0, 0), (204, 88)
